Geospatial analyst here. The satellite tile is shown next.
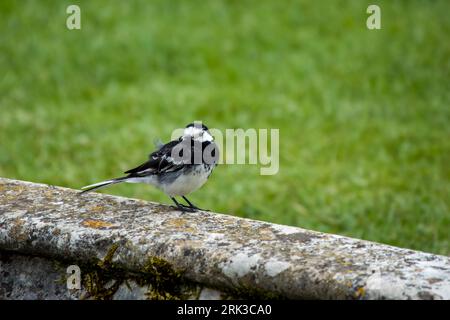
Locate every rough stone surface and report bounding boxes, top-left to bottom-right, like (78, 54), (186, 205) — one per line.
(0, 251), (219, 300)
(0, 178), (450, 299)
(0, 251), (79, 299)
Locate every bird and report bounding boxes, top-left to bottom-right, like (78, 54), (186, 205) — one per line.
(80, 122), (219, 212)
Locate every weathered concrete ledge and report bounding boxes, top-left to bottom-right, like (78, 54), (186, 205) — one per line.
(0, 177), (449, 300)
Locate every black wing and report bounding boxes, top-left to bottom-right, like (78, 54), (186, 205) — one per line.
(124, 138), (184, 176)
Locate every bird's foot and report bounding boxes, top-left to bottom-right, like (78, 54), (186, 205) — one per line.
(184, 204), (210, 212)
(180, 196), (210, 211)
(177, 204), (197, 213)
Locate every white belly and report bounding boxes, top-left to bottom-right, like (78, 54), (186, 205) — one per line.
(163, 166), (211, 197)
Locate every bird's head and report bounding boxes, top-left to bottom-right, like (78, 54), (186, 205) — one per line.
(183, 122), (213, 142)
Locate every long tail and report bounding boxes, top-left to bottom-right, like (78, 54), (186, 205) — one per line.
(79, 176), (129, 194)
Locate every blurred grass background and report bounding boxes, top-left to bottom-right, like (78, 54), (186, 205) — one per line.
(0, 0), (449, 255)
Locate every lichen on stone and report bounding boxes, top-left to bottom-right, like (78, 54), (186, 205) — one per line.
(77, 243), (198, 300)
(2, 178), (450, 300)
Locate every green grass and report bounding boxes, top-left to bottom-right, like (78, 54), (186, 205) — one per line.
(1, 0), (449, 255)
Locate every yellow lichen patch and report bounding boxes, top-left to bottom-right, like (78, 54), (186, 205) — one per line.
(238, 220), (254, 229)
(89, 204), (106, 213)
(44, 190), (54, 196)
(9, 218), (28, 241)
(334, 256), (353, 267)
(220, 218), (236, 226)
(81, 219), (117, 229)
(173, 239), (203, 248)
(355, 286), (366, 298)
(257, 227), (276, 241)
(9, 184), (25, 193)
(3, 194), (18, 202)
(164, 218), (197, 233)
(165, 218), (189, 229)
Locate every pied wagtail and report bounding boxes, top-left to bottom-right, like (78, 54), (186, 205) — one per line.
(80, 122), (219, 212)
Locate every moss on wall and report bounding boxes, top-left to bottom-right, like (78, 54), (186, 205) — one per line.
(77, 244), (198, 300)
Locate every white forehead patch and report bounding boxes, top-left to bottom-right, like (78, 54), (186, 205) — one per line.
(183, 126), (203, 137)
(183, 126), (213, 142)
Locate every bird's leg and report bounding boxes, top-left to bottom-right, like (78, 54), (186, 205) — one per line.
(171, 197), (195, 212)
(182, 196), (208, 211)
(181, 196), (198, 209)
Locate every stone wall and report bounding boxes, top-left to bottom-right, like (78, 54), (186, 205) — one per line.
(0, 178), (449, 299)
